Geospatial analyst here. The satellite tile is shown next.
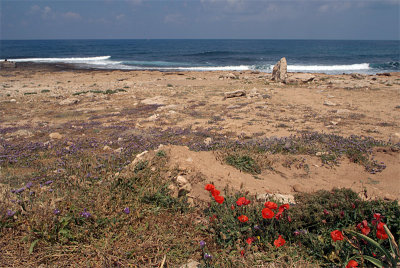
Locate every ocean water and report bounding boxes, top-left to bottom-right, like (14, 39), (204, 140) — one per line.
(0, 39), (399, 74)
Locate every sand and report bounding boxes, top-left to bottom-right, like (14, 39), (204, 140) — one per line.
(1, 63), (399, 202)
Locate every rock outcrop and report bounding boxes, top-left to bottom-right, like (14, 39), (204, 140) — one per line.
(0, 60), (16, 68)
(271, 57), (287, 82)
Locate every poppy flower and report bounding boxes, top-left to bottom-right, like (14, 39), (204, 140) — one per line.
(211, 189), (220, 197)
(231, 204), (235, 210)
(376, 222), (388, 240)
(209, 214), (217, 222)
(346, 260), (358, 268)
(330, 230), (344, 242)
(214, 195), (224, 204)
(372, 213), (382, 226)
(262, 208), (274, 219)
(356, 220), (370, 235)
(238, 215), (249, 223)
(274, 235), (285, 247)
(275, 211), (283, 220)
(264, 201), (278, 210)
(278, 204), (290, 212)
(236, 197), (251, 206)
(246, 237), (255, 245)
(205, 184), (215, 191)
(240, 250), (245, 256)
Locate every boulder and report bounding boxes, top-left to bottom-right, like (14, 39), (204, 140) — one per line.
(49, 132), (63, 140)
(323, 100), (338, 106)
(0, 60), (16, 68)
(271, 57), (287, 82)
(285, 73), (315, 84)
(351, 73), (365, 79)
(224, 90), (246, 98)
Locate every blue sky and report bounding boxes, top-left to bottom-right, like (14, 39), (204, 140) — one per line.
(1, 0), (399, 40)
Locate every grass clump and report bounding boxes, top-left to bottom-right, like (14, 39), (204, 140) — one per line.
(226, 154), (261, 174)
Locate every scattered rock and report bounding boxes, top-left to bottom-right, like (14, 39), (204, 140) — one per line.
(351, 73), (365, 79)
(176, 175), (189, 187)
(179, 259), (200, 268)
(323, 100), (338, 106)
(376, 73), (391, 76)
(285, 73), (315, 84)
(49, 132), (63, 140)
(224, 90), (246, 98)
(271, 57), (287, 82)
(114, 147), (123, 153)
(389, 133), (400, 144)
(226, 73), (238, 79)
(147, 114), (159, 121)
(256, 193), (295, 204)
(59, 98), (80, 105)
(103, 145), (112, 151)
(9, 99), (16, 103)
(248, 88), (261, 98)
(204, 137), (213, 146)
(0, 60), (16, 68)
(141, 96), (167, 105)
(168, 184), (179, 198)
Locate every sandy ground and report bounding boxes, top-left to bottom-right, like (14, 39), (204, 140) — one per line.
(1, 64), (399, 203)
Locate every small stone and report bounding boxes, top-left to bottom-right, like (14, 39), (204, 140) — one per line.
(114, 147), (123, 153)
(176, 175), (188, 187)
(103, 145), (112, 151)
(10, 99), (16, 103)
(204, 137), (212, 146)
(168, 184), (179, 198)
(336, 109), (351, 114)
(226, 73), (238, 79)
(323, 100), (337, 106)
(179, 259), (200, 268)
(224, 90), (246, 98)
(49, 132), (63, 140)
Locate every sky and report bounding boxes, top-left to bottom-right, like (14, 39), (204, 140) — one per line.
(1, 0), (399, 40)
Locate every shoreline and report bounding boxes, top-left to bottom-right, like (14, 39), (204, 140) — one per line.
(1, 61), (398, 75)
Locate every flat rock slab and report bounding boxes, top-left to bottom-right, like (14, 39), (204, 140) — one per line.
(285, 73), (315, 84)
(224, 90), (246, 98)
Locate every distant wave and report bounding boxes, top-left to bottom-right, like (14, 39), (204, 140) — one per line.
(5, 56), (112, 63)
(287, 63), (370, 72)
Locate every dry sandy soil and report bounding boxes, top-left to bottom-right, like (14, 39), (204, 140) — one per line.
(1, 64), (399, 203)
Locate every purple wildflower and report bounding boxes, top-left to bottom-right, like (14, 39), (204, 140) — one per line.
(204, 253), (212, 259)
(15, 187), (25, 194)
(26, 181), (33, 189)
(200, 240), (206, 248)
(123, 207), (130, 214)
(6, 210), (16, 217)
(80, 208), (91, 218)
(29, 191), (35, 196)
(44, 180), (53, 185)
(54, 209), (60, 215)
(294, 230), (300, 236)
(254, 225), (260, 230)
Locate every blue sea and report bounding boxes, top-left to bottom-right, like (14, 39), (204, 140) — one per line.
(1, 39), (399, 74)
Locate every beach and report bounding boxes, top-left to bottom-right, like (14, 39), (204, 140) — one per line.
(1, 64), (399, 200)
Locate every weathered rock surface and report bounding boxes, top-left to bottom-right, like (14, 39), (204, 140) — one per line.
(285, 73), (315, 84)
(323, 100), (338, 106)
(224, 90), (246, 98)
(271, 57), (287, 82)
(49, 132), (63, 140)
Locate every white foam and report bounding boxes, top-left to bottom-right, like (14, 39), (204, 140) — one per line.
(287, 63), (370, 72)
(5, 56), (112, 63)
(172, 65), (251, 71)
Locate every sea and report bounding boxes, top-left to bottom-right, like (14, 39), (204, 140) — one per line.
(0, 39), (399, 74)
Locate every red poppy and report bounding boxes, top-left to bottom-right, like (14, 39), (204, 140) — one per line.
(275, 211), (283, 220)
(376, 222), (388, 240)
(372, 213), (382, 226)
(273, 235), (286, 248)
(231, 204), (235, 210)
(262, 208), (274, 219)
(211, 189), (220, 197)
(238, 215), (249, 223)
(240, 250), (245, 256)
(346, 260), (358, 268)
(356, 220), (371, 235)
(214, 195), (224, 204)
(330, 230), (344, 242)
(236, 197), (251, 206)
(246, 237), (255, 245)
(264, 201), (278, 210)
(278, 204), (290, 212)
(205, 184), (215, 191)
(209, 214), (217, 222)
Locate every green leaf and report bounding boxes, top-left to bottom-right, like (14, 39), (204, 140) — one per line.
(346, 230), (395, 264)
(29, 239), (40, 254)
(384, 224), (400, 259)
(363, 255), (384, 267)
